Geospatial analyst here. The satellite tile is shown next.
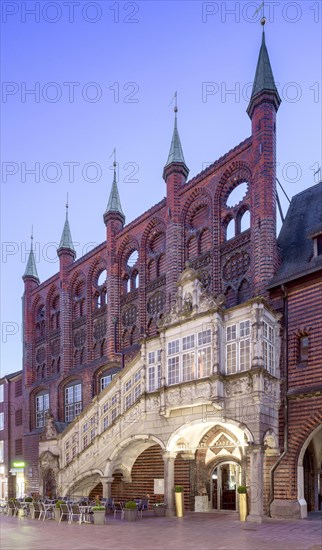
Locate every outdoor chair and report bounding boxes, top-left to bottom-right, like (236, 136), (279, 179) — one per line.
(15, 501), (24, 517)
(113, 501), (124, 519)
(59, 503), (71, 523)
(69, 503), (83, 524)
(39, 501), (53, 521)
(106, 498), (114, 512)
(7, 500), (17, 517)
(30, 501), (41, 519)
(138, 498), (149, 519)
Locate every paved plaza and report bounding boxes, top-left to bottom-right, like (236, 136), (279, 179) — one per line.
(1, 512), (321, 550)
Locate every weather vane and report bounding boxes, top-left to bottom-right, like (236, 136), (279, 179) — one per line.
(169, 91), (178, 112)
(253, 1), (266, 26)
(314, 165), (321, 183)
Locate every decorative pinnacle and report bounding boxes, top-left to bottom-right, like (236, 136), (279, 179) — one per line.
(66, 193), (69, 219)
(174, 91), (178, 114)
(23, 226), (39, 281)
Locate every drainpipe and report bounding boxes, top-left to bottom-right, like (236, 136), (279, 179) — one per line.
(112, 317), (124, 369)
(268, 284), (289, 515)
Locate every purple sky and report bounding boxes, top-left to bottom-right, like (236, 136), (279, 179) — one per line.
(1, 0), (321, 375)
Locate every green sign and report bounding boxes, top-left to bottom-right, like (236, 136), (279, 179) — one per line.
(12, 461), (25, 468)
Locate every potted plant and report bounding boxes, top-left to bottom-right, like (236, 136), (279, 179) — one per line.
(123, 500), (137, 522)
(237, 485), (248, 522)
(153, 495), (166, 517)
(92, 498), (106, 525)
(174, 486), (184, 517)
(54, 500), (65, 521)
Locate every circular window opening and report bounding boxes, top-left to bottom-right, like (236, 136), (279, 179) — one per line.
(226, 182), (248, 208)
(127, 250), (138, 268)
(97, 270), (107, 286)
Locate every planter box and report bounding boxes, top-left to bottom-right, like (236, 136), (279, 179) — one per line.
(175, 493), (184, 517)
(123, 509), (137, 522)
(54, 509), (62, 521)
(194, 496), (209, 512)
(153, 506), (166, 517)
(238, 494), (248, 522)
(93, 510), (106, 525)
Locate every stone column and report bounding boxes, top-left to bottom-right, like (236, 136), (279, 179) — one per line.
(163, 451), (176, 517)
(101, 477), (114, 499)
(247, 445), (264, 523)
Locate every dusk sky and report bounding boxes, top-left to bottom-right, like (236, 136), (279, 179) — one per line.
(1, 0), (321, 376)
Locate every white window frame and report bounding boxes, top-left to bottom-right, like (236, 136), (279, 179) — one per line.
(225, 320), (251, 375)
(100, 373), (116, 392)
(147, 349), (162, 392)
(167, 329), (213, 385)
(123, 370), (141, 411)
(0, 412), (4, 431)
(64, 382), (82, 422)
(263, 321), (275, 375)
(35, 392), (49, 428)
(0, 385), (4, 402)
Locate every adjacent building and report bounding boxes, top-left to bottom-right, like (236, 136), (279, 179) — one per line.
(0, 371), (25, 499)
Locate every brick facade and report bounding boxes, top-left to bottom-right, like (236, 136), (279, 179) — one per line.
(8, 29), (320, 519)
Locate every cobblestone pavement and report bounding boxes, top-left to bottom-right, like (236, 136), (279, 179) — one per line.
(1, 512), (321, 550)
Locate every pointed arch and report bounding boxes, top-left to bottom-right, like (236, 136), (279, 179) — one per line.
(237, 279), (251, 304)
(225, 286), (236, 309)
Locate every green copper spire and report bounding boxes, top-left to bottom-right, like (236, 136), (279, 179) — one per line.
(57, 197), (76, 256)
(23, 229), (39, 282)
(247, 25), (281, 117)
(104, 150), (125, 222)
(163, 93), (189, 180)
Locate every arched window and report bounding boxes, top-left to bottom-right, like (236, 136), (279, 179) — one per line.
(225, 286), (236, 309)
(50, 295), (60, 331)
(127, 278), (131, 293)
(238, 279), (251, 304)
(187, 236), (198, 260)
(73, 280), (86, 319)
(226, 219), (235, 240)
(200, 228), (211, 255)
(133, 272), (139, 289)
(148, 260), (156, 281)
(99, 367), (118, 392)
(64, 380), (82, 422)
(240, 210), (250, 232)
(35, 390), (49, 428)
(158, 254), (166, 276)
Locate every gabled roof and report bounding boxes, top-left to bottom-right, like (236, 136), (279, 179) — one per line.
(269, 181), (322, 287)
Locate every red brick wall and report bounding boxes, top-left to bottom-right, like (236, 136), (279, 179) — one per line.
(270, 273), (322, 500)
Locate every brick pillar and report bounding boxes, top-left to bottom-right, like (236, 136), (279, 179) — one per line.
(249, 96), (280, 296)
(58, 250), (75, 375)
(105, 213), (124, 358)
(164, 169), (186, 307)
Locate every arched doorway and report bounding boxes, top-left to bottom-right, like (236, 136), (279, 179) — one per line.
(211, 461), (240, 511)
(298, 425), (322, 517)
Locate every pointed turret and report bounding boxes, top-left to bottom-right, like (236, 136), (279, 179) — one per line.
(103, 151), (125, 226)
(247, 25), (281, 118)
(163, 97), (189, 181)
(23, 232), (39, 284)
(57, 199), (76, 261)
(248, 21), (280, 295)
